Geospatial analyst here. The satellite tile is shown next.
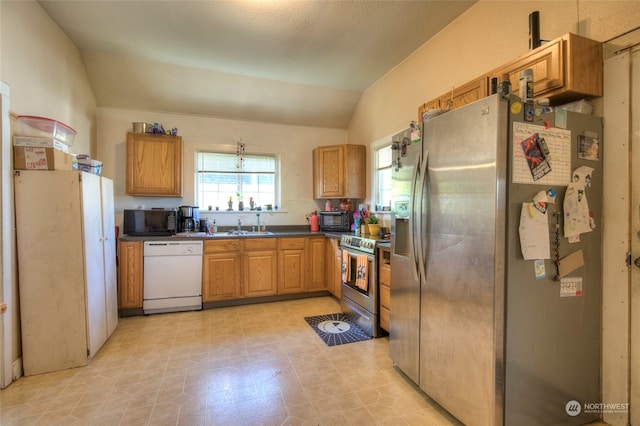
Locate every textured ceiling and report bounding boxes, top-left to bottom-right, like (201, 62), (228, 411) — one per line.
(39, 0), (476, 128)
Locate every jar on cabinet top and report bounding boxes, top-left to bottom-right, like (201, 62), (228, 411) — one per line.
(340, 199), (352, 211)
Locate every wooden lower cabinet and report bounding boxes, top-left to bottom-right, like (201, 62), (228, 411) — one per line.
(126, 236), (331, 313)
(244, 239), (278, 297)
(278, 238), (306, 294)
(307, 237), (326, 291)
(324, 237), (342, 298)
(118, 240), (143, 309)
(203, 236), (336, 305)
(203, 240), (242, 302)
(379, 247), (391, 332)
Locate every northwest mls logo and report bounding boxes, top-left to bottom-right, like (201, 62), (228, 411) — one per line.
(565, 400), (581, 416)
(565, 400), (629, 416)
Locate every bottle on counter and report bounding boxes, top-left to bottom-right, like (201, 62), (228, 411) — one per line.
(310, 211), (319, 232)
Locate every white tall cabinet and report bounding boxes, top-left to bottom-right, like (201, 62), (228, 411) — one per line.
(14, 170), (117, 376)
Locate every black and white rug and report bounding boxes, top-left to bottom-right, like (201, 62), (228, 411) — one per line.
(304, 313), (372, 346)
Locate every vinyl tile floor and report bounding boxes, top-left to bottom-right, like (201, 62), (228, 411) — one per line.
(0, 296), (461, 426)
(0, 296), (610, 426)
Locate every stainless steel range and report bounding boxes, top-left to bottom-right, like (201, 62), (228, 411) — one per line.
(340, 234), (387, 337)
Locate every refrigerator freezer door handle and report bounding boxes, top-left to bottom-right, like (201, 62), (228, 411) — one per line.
(409, 154), (421, 282)
(416, 151), (429, 282)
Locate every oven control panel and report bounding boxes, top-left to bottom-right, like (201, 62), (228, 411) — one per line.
(340, 235), (377, 254)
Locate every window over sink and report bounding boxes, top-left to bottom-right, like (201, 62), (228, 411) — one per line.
(195, 152), (280, 211)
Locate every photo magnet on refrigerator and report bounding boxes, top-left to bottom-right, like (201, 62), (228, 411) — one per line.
(521, 133), (552, 181)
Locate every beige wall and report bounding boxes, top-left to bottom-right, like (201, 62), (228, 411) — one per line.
(0, 1), (97, 375)
(96, 108), (346, 228)
(348, 0), (640, 146)
(1, 1), (97, 156)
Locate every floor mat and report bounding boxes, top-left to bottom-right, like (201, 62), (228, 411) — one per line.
(304, 313), (372, 346)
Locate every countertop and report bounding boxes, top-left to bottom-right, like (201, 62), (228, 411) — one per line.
(119, 226), (349, 242)
(117, 226), (393, 244)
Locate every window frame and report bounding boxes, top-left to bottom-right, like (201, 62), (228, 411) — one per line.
(374, 143), (393, 212)
(194, 150), (281, 211)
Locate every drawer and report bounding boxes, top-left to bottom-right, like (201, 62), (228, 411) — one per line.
(243, 238), (277, 251)
(204, 239), (240, 253)
(278, 237), (306, 250)
(379, 283), (390, 309)
(379, 263), (391, 286)
(380, 306), (390, 332)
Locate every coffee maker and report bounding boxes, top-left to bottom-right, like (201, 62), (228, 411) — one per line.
(178, 205), (199, 232)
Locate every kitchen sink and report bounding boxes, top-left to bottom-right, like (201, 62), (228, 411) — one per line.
(208, 230), (274, 237)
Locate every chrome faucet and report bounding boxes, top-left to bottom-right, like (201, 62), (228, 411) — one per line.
(256, 213), (261, 232)
(237, 219), (242, 231)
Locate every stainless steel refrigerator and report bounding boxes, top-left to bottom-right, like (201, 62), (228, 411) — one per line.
(390, 94), (603, 426)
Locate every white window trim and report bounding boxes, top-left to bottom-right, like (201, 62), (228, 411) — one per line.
(194, 150), (282, 211)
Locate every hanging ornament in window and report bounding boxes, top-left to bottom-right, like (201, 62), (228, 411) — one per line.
(236, 140), (245, 170)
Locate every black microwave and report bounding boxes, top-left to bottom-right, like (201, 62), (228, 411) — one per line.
(319, 211), (352, 232)
(123, 208), (178, 236)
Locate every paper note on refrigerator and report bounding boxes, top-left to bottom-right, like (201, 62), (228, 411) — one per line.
(512, 122), (572, 185)
(519, 202), (551, 260)
(560, 277), (583, 297)
(564, 166), (594, 239)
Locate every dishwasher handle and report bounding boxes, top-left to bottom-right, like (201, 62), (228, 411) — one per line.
(143, 241), (203, 256)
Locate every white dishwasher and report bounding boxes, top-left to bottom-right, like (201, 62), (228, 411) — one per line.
(143, 240), (203, 314)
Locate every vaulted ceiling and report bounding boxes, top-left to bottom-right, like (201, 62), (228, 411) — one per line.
(39, 0), (476, 128)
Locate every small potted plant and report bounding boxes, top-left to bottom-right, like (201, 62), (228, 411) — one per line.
(227, 196), (233, 211)
(249, 197), (255, 210)
(367, 215), (380, 236)
(237, 193), (244, 211)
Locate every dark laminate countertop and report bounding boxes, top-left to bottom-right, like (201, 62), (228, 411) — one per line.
(119, 226), (348, 242)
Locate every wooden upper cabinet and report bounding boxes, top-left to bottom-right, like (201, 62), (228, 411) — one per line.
(126, 132), (183, 197)
(491, 33), (602, 104)
(419, 76), (489, 122)
(491, 37), (563, 100)
(418, 33), (603, 120)
(313, 144), (366, 199)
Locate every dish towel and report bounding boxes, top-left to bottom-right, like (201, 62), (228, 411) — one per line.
(355, 254), (369, 291)
(341, 250), (350, 284)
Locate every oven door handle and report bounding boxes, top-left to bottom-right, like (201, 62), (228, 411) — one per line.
(342, 248), (374, 261)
